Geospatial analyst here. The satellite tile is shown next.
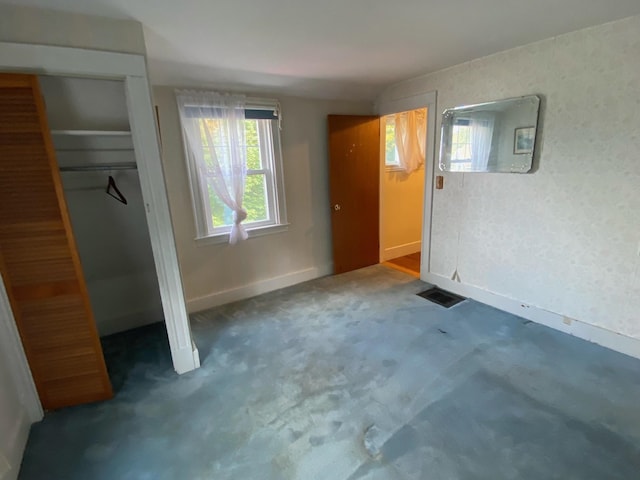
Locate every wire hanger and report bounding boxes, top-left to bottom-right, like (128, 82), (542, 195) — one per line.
(106, 175), (127, 205)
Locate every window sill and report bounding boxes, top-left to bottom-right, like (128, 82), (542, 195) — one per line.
(195, 223), (290, 246)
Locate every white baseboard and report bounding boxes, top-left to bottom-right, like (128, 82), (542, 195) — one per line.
(1, 408), (31, 480)
(381, 241), (421, 262)
(187, 265), (332, 313)
(422, 272), (640, 360)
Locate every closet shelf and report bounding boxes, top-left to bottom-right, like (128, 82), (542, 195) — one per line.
(51, 130), (135, 153)
(50, 130), (131, 136)
(60, 162), (138, 172)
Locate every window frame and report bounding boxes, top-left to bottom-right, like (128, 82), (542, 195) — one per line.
(179, 98), (288, 245)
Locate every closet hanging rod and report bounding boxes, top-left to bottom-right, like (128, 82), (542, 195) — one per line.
(50, 129), (132, 136)
(55, 148), (134, 152)
(59, 162), (138, 172)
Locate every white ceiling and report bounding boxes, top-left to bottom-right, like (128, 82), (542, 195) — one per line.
(4, 0), (640, 100)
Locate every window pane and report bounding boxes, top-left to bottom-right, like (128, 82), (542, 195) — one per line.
(244, 119), (262, 170)
(200, 118), (224, 147)
(451, 125), (472, 161)
(246, 146), (261, 170)
(202, 119), (271, 230)
(384, 115), (399, 165)
(244, 174), (268, 223)
(208, 183), (233, 227)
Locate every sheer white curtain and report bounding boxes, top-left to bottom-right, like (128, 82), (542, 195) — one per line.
(394, 109), (426, 174)
(470, 114), (495, 171)
(176, 90), (249, 244)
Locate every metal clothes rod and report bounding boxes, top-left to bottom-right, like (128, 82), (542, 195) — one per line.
(59, 162), (138, 172)
(56, 148), (135, 152)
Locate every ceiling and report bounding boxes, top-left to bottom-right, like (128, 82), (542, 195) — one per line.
(4, 0), (640, 100)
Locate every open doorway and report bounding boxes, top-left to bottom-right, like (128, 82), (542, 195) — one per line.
(328, 91), (436, 279)
(379, 108), (427, 278)
(39, 75), (164, 340)
(0, 74), (168, 410)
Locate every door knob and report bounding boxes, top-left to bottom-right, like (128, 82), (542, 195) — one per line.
(334, 204), (341, 211)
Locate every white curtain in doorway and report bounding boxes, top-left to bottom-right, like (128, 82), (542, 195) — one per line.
(176, 90), (249, 244)
(394, 109), (427, 174)
(469, 114), (495, 171)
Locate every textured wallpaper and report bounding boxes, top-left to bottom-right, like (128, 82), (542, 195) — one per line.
(378, 15), (640, 339)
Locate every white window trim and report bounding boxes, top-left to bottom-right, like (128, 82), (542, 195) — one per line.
(180, 96), (288, 243)
(195, 222), (290, 246)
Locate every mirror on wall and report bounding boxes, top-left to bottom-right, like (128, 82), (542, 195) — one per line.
(439, 95), (540, 173)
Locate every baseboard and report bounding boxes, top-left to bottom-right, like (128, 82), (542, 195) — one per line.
(422, 272), (640, 360)
(187, 265), (332, 313)
(1, 408), (31, 480)
(381, 241), (421, 262)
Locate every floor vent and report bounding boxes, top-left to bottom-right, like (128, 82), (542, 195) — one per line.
(417, 287), (466, 308)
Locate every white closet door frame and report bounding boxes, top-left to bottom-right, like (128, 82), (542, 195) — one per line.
(0, 42), (200, 417)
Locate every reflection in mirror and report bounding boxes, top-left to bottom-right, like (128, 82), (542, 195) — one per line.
(439, 95), (540, 173)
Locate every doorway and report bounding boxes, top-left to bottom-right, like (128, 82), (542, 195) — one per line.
(0, 73), (167, 409)
(328, 91), (437, 280)
(379, 107), (428, 278)
(39, 75), (165, 339)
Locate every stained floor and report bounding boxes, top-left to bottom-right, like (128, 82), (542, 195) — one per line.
(19, 266), (640, 479)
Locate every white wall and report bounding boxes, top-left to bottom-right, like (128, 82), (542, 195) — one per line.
(0, 281), (37, 480)
(40, 76), (163, 336)
(154, 86), (372, 311)
(0, 4), (145, 55)
(379, 15), (640, 342)
(0, 347), (30, 480)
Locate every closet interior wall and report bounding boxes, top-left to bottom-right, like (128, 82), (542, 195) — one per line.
(38, 75), (163, 337)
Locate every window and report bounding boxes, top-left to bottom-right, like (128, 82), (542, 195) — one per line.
(177, 95), (287, 243)
(383, 108), (427, 173)
(384, 114), (400, 168)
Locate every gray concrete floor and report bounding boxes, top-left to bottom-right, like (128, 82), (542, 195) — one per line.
(19, 266), (640, 479)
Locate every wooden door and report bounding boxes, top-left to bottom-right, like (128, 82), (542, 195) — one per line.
(0, 73), (112, 410)
(328, 115), (380, 274)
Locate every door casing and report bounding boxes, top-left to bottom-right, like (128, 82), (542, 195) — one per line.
(376, 91), (437, 280)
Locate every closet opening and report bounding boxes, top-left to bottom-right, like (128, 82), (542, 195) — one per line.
(39, 75), (166, 384)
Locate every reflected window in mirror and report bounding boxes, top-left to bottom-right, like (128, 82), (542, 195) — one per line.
(450, 118), (472, 171)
